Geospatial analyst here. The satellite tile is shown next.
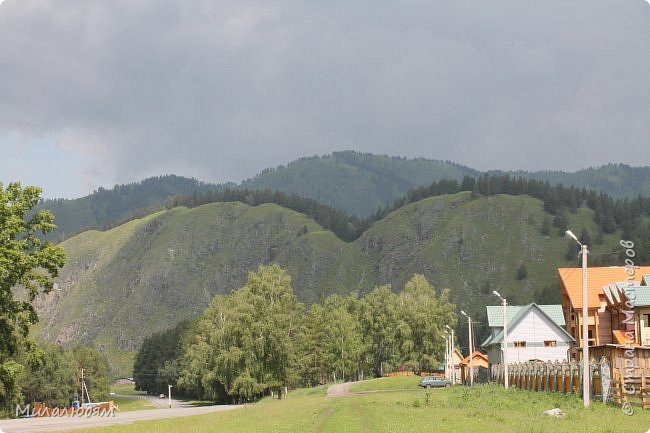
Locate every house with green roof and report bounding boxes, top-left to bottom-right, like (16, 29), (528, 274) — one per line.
(480, 303), (575, 365)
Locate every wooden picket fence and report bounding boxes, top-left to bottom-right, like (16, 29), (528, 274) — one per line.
(383, 371), (416, 377)
(382, 371), (443, 377)
(591, 345), (650, 410)
(490, 353), (649, 410)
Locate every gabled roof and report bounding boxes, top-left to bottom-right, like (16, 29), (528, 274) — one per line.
(481, 303), (575, 347)
(451, 347), (463, 364)
(459, 351), (488, 366)
(486, 304), (565, 327)
(625, 285), (650, 307)
(602, 282), (650, 307)
(602, 282), (627, 306)
(559, 266), (650, 309)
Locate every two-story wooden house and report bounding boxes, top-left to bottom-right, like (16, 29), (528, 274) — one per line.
(558, 266), (650, 356)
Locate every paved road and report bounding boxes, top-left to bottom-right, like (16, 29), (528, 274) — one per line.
(0, 404), (242, 433)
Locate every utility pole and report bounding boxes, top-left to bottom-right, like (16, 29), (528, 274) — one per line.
(448, 332), (452, 381)
(168, 385), (173, 409)
(566, 230), (590, 407)
(493, 290), (509, 389)
(469, 317), (473, 386)
(444, 331), (450, 380)
(461, 311), (473, 386)
(445, 325), (455, 384)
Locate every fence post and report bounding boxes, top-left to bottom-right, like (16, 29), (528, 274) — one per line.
(570, 360), (578, 394)
(590, 357), (598, 400)
(599, 356), (611, 404)
(543, 362), (549, 392)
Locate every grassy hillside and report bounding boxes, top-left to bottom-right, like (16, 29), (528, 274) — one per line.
(33, 192), (627, 375)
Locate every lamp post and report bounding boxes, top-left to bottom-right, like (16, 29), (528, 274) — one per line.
(445, 324), (455, 384)
(493, 290), (509, 389)
(168, 384), (173, 409)
(444, 330), (450, 381)
(566, 229), (590, 408)
(460, 311), (473, 386)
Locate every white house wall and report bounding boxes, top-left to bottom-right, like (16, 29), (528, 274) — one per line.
(502, 308), (571, 363)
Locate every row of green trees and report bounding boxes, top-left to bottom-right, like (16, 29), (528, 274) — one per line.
(17, 344), (110, 409)
(134, 265), (456, 403)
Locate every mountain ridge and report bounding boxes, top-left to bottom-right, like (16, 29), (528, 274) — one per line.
(34, 191), (627, 375)
(36, 152), (650, 243)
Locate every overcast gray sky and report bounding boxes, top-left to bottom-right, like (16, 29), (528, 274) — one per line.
(1, 0), (649, 198)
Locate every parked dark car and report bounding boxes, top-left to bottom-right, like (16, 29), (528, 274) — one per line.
(418, 375), (451, 388)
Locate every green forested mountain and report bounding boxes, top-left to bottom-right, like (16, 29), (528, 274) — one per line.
(38, 152), (477, 241)
(34, 192), (629, 375)
(37, 153), (650, 243)
(37, 175), (225, 241)
(490, 164), (650, 200)
(240, 151), (479, 216)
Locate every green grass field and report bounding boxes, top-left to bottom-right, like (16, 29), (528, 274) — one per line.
(109, 383), (156, 412)
(111, 396), (155, 412)
(61, 377), (650, 433)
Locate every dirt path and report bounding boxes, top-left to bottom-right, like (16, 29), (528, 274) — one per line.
(326, 382), (359, 397)
(0, 404), (243, 433)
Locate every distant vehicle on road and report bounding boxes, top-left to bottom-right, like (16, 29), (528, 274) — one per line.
(418, 375), (451, 388)
(159, 394), (166, 399)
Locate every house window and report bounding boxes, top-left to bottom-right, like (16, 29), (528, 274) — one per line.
(643, 314), (650, 328)
(514, 341), (526, 348)
(544, 340), (557, 347)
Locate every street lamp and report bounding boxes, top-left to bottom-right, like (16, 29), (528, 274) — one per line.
(444, 330), (450, 381)
(566, 229), (590, 408)
(445, 324), (455, 384)
(493, 290), (509, 390)
(460, 310), (473, 386)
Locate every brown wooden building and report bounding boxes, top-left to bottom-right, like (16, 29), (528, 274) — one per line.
(559, 266), (650, 357)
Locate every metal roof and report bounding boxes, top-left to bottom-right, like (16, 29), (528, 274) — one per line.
(559, 266), (650, 309)
(481, 303), (574, 347)
(629, 286), (650, 307)
(486, 304), (565, 327)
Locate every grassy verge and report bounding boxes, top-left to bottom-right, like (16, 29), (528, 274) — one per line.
(110, 383), (147, 396)
(349, 375), (420, 392)
(112, 396), (155, 412)
(62, 380), (650, 433)
(109, 383), (156, 412)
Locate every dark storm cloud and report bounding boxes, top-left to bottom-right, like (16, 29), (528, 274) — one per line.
(1, 0), (649, 191)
